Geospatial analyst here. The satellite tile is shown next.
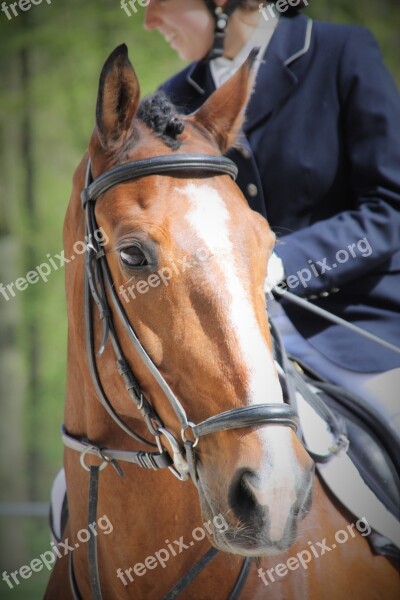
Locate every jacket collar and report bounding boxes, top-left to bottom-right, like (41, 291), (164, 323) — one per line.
(186, 14), (313, 131)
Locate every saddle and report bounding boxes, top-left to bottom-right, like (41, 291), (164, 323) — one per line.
(284, 356), (400, 558)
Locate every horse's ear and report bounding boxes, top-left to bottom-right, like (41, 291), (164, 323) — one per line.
(191, 49), (258, 153)
(95, 44), (140, 148)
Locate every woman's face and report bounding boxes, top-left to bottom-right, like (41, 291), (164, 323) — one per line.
(144, 0), (223, 61)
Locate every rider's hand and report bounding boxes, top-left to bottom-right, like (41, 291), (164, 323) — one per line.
(264, 252), (285, 294)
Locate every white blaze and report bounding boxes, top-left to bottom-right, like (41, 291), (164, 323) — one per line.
(180, 183), (283, 405)
(255, 428), (299, 542)
(180, 183), (298, 543)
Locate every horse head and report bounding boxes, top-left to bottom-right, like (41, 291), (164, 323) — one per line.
(64, 44), (313, 560)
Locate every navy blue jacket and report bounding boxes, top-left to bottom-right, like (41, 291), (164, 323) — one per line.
(160, 14), (400, 372)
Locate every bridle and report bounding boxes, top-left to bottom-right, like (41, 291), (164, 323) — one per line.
(62, 151), (299, 600)
(65, 152), (299, 482)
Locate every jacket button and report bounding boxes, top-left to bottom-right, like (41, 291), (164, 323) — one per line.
(308, 295), (318, 300)
(320, 291), (330, 297)
(247, 183), (258, 197)
(240, 147), (251, 159)
(331, 287), (340, 293)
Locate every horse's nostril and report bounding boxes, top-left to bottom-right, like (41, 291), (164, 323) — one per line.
(241, 471), (272, 507)
(228, 469), (264, 523)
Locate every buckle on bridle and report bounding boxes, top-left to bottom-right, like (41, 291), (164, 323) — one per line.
(181, 422), (199, 448)
(329, 433), (350, 457)
(79, 445), (124, 476)
(156, 427), (190, 481)
(79, 446), (109, 472)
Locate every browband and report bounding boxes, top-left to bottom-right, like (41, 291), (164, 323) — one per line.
(81, 154), (238, 208)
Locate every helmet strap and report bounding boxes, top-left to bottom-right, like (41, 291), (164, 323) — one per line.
(203, 0), (243, 60)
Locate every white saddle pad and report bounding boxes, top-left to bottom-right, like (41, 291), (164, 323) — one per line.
(297, 391), (400, 549)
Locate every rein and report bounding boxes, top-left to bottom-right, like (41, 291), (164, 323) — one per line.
(275, 290), (400, 356)
(63, 153), (299, 600)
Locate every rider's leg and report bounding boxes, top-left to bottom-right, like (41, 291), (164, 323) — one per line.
(268, 299), (400, 442)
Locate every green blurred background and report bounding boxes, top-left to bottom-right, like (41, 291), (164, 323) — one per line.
(0, 1), (399, 598)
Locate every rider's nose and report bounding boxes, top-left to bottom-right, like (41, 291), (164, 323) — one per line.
(144, 2), (160, 31)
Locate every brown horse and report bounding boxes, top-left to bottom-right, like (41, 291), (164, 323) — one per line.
(45, 45), (399, 600)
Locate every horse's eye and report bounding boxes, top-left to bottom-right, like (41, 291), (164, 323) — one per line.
(120, 246), (148, 268)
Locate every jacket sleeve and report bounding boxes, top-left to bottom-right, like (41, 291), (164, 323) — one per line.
(274, 27), (400, 297)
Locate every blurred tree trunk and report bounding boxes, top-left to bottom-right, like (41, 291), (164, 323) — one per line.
(20, 35), (41, 502)
(0, 86), (28, 568)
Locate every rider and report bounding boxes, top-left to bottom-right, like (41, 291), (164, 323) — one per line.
(143, 0), (400, 438)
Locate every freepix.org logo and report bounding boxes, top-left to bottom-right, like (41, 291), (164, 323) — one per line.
(259, 0), (309, 22)
(116, 514), (228, 587)
(0, 227), (109, 303)
(1, 0), (52, 21)
(2, 515), (113, 590)
(120, 0), (149, 17)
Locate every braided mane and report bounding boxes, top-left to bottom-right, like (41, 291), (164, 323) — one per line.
(138, 92), (185, 150)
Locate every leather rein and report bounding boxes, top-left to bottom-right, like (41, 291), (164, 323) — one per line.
(63, 153), (299, 600)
